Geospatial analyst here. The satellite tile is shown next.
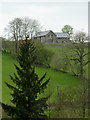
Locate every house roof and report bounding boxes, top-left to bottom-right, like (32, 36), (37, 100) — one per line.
(35, 30), (70, 38)
(35, 30), (52, 37)
(55, 32), (70, 38)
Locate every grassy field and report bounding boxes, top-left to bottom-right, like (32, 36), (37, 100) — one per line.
(2, 53), (80, 104)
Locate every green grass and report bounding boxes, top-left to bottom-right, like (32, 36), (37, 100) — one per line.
(44, 44), (72, 54)
(44, 45), (88, 78)
(2, 53), (18, 104)
(2, 52), (80, 104)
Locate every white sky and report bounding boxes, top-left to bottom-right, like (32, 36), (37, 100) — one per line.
(0, 0), (89, 37)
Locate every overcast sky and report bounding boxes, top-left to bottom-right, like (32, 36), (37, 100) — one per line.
(0, 0), (89, 37)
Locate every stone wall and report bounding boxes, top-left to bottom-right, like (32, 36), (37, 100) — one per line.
(57, 38), (70, 43)
(45, 31), (57, 44)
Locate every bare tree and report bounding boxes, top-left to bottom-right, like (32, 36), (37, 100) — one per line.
(5, 18), (23, 54)
(22, 17), (41, 39)
(70, 32), (89, 78)
(4, 17), (41, 55)
(69, 32), (89, 118)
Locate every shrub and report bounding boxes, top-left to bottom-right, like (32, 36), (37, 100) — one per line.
(35, 42), (54, 67)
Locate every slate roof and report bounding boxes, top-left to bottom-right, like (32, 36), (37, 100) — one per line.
(55, 32), (70, 38)
(35, 30), (70, 38)
(35, 30), (52, 37)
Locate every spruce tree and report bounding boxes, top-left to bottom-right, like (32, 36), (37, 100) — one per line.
(2, 37), (50, 119)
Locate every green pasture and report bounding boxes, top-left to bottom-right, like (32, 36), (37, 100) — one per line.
(2, 53), (80, 104)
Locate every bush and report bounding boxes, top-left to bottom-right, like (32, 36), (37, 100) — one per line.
(49, 83), (88, 118)
(35, 42), (54, 67)
(2, 40), (16, 57)
(51, 50), (69, 72)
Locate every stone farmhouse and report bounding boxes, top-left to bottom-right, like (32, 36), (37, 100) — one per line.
(34, 30), (70, 44)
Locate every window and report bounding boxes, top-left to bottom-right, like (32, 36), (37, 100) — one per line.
(48, 34), (52, 39)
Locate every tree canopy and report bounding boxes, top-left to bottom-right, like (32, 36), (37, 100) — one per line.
(62, 25), (73, 36)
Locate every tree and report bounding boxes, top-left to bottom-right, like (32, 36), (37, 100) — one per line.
(62, 25), (73, 36)
(2, 37), (50, 119)
(5, 18), (23, 54)
(70, 32), (89, 78)
(5, 17), (41, 55)
(22, 17), (41, 39)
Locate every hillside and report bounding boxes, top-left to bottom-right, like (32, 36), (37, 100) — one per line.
(2, 53), (80, 104)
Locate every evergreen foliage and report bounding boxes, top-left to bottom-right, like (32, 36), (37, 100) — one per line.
(2, 38), (50, 119)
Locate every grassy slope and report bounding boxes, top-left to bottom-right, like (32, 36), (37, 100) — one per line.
(44, 45), (88, 77)
(2, 53), (80, 104)
(2, 53), (18, 104)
